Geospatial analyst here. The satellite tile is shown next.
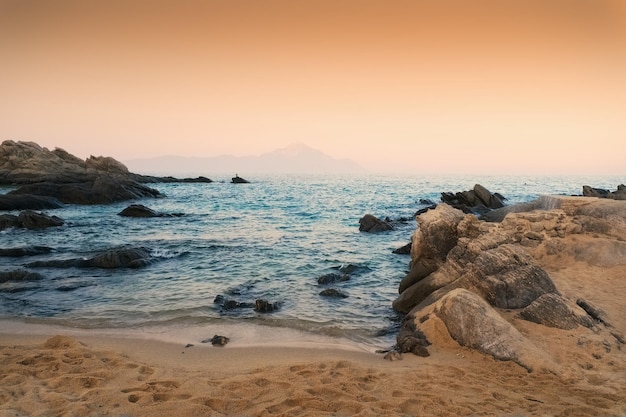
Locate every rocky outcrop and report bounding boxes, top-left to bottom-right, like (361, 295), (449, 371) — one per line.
(7, 177), (161, 205)
(393, 198), (625, 371)
(0, 141), (215, 207)
(358, 214), (393, 232)
(440, 184), (505, 214)
(582, 184), (626, 200)
(0, 211), (64, 231)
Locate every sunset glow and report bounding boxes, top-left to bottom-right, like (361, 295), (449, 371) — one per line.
(1, 0), (624, 174)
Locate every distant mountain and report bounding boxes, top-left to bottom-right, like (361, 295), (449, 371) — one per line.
(124, 143), (365, 176)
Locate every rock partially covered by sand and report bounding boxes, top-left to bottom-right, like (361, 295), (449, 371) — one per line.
(394, 197), (626, 371)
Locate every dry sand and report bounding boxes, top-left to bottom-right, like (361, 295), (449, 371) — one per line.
(2, 199), (626, 416)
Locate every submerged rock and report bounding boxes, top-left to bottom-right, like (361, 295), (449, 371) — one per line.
(0, 269), (44, 284)
(319, 288), (348, 298)
(254, 299), (279, 313)
(0, 194), (64, 211)
(317, 273), (350, 285)
(0, 246), (53, 257)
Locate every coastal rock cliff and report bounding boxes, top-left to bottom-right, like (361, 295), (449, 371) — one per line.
(394, 197), (626, 372)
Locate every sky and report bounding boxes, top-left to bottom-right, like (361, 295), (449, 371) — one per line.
(1, 0), (625, 175)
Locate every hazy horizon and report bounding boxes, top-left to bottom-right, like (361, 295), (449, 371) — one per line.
(1, 0), (625, 175)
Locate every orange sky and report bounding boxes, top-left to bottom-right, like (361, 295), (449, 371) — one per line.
(1, 0), (625, 174)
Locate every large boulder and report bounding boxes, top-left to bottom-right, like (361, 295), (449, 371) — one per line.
(402, 289), (556, 372)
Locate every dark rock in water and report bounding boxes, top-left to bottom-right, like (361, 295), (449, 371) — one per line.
(87, 248), (153, 268)
(393, 242), (412, 255)
(0, 214), (19, 231)
(214, 295), (256, 311)
(419, 199), (435, 205)
(358, 214), (393, 233)
(231, 175), (250, 184)
(414, 204), (437, 217)
(319, 288), (348, 298)
(28, 247), (153, 269)
(582, 184), (626, 200)
(8, 177), (162, 205)
(0, 211), (63, 230)
(254, 299), (279, 313)
(0, 194), (64, 211)
(17, 210), (64, 229)
(317, 273), (350, 285)
(118, 204), (160, 217)
(118, 204), (184, 218)
(331, 264), (370, 275)
(0, 246), (53, 257)
(202, 335), (230, 346)
(0, 269), (44, 283)
(519, 293), (594, 330)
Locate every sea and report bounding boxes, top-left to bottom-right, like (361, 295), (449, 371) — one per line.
(0, 174), (623, 351)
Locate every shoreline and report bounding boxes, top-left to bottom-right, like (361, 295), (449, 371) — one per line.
(0, 318), (378, 354)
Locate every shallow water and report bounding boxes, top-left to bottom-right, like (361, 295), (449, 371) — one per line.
(0, 174), (622, 348)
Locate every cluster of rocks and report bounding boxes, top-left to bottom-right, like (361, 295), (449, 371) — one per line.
(440, 183), (506, 215)
(582, 184), (626, 200)
(389, 199), (624, 371)
(213, 294), (280, 313)
(0, 140), (213, 209)
(26, 247), (155, 269)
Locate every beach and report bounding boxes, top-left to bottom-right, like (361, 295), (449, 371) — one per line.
(3, 247), (626, 417)
(2, 193), (626, 416)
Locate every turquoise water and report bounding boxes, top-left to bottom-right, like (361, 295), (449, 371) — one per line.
(0, 174), (622, 348)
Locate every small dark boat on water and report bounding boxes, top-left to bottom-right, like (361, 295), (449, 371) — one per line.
(231, 174), (250, 184)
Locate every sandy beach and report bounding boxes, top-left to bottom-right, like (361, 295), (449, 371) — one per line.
(2, 302), (626, 417)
